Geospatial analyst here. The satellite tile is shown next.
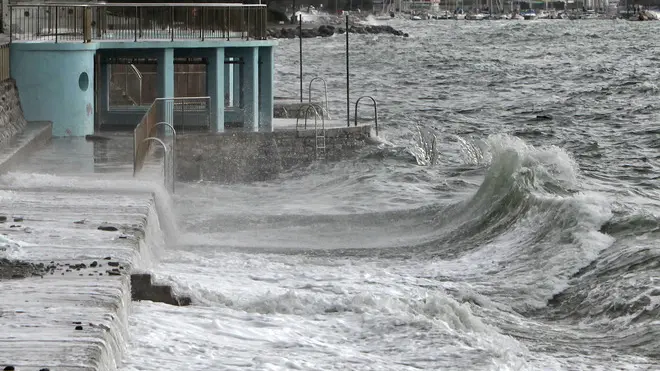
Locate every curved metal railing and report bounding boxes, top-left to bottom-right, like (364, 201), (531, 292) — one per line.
(354, 95), (379, 136)
(295, 103), (324, 131)
(308, 77), (330, 119)
(127, 64), (143, 105)
(141, 136), (173, 193)
(150, 121), (176, 193)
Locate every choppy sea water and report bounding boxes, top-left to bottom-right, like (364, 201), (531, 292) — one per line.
(113, 19), (660, 370)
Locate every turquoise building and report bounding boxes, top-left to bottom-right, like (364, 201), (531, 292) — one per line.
(8, 2), (276, 137)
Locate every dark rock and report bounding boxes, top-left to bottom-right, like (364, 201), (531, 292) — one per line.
(73, 321), (82, 324)
(13, 217), (23, 222)
(0, 216), (6, 222)
(266, 24), (408, 39)
(98, 225), (118, 232)
(107, 261), (120, 267)
(74, 219), (86, 224)
(9, 225), (19, 228)
(85, 134), (111, 142)
(104, 256), (112, 260)
(74, 325), (83, 330)
(107, 270), (121, 276)
(3, 366), (15, 371)
(39, 368), (51, 371)
(131, 273), (192, 306)
(90, 261), (98, 268)
(0, 258), (49, 279)
(177, 296), (193, 306)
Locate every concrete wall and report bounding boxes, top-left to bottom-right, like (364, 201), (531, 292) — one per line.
(11, 44), (95, 137)
(0, 79), (28, 145)
(175, 125), (373, 183)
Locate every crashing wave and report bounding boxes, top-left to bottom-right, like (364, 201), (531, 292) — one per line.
(409, 125), (440, 166)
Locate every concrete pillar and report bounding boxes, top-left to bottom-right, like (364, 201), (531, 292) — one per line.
(258, 46), (274, 132)
(233, 57), (241, 107)
(206, 48), (225, 133)
(224, 58), (233, 107)
(99, 63), (110, 116)
(242, 47), (259, 131)
(156, 48), (174, 125)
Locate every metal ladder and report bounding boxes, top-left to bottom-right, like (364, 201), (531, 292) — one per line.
(315, 112), (326, 160)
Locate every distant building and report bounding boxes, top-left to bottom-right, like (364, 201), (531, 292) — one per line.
(401, 0), (441, 12)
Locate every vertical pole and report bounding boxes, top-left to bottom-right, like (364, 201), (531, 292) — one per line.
(345, 14), (349, 127)
(299, 15), (303, 103)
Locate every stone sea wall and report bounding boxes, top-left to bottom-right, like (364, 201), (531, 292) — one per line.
(175, 125), (374, 183)
(0, 79), (28, 146)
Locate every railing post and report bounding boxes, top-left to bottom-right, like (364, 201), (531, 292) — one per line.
(83, 7), (92, 43)
(55, 6), (58, 43)
(200, 7), (205, 41)
(138, 6), (142, 39)
(95, 6), (101, 38)
(181, 101), (186, 133)
(226, 7), (230, 41)
(170, 6), (174, 41)
(345, 14), (349, 128)
(134, 5), (138, 42)
(36, 6), (40, 38)
(299, 15), (303, 103)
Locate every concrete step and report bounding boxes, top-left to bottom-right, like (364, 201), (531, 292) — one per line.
(0, 121), (52, 174)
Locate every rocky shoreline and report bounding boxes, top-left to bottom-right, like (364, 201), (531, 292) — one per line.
(267, 24), (409, 39)
(633, 10), (659, 21)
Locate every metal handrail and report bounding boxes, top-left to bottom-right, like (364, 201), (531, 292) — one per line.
(9, 2), (268, 42)
(133, 96), (210, 178)
(308, 77), (330, 119)
(354, 95), (379, 136)
(142, 137), (173, 193)
(314, 109), (326, 160)
(150, 122), (176, 193)
(128, 64), (143, 105)
(295, 103), (323, 131)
